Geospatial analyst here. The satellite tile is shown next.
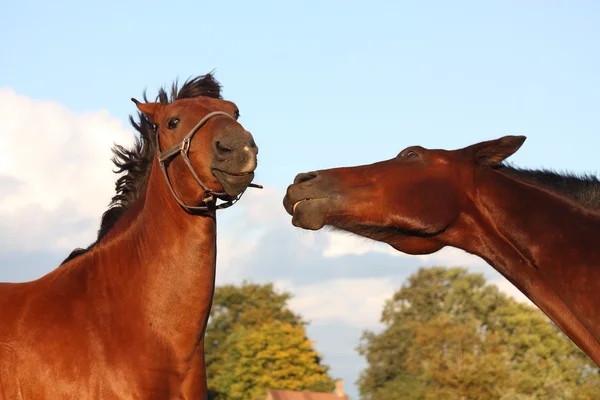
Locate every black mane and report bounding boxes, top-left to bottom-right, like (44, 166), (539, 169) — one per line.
(62, 73), (223, 264)
(495, 163), (600, 213)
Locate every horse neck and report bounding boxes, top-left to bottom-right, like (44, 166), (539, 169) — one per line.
(495, 165), (600, 214)
(464, 167), (600, 270)
(450, 167), (600, 364)
(91, 156), (217, 353)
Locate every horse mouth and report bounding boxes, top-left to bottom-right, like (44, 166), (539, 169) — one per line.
(212, 169), (255, 197)
(292, 199), (309, 214)
(283, 193), (322, 214)
(217, 170), (253, 177)
(282, 196), (329, 230)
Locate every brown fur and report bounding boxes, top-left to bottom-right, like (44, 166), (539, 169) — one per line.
(63, 74), (226, 263)
(284, 135), (600, 366)
(0, 75), (257, 399)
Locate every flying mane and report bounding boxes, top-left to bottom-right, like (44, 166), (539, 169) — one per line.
(495, 163), (600, 214)
(62, 73), (223, 264)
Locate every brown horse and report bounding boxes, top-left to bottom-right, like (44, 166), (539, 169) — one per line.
(0, 74), (259, 399)
(283, 135), (600, 367)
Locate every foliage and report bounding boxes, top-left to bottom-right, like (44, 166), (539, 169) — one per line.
(206, 282), (334, 399)
(357, 267), (600, 400)
(213, 322), (335, 399)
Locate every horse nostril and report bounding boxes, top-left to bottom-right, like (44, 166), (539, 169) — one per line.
(294, 171), (320, 185)
(215, 140), (233, 154)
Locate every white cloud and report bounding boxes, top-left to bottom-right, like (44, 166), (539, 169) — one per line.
(217, 188), (532, 313)
(0, 88), (134, 252)
(323, 231), (397, 258)
(323, 229), (487, 266)
(0, 90), (545, 400)
(281, 275), (533, 331)
(0, 88), (534, 325)
(279, 277), (399, 328)
(215, 185), (331, 284)
(322, 232), (533, 305)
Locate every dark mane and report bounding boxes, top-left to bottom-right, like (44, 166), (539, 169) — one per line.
(62, 73), (223, 264)
(495, 163), (600, 214)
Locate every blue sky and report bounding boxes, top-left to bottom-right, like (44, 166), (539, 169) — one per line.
(2, 1), (600, 398)
(4, 1), (600, 186)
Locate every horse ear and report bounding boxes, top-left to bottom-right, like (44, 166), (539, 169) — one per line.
(131, 98), (162, 122)
(468, 135), (526, 166)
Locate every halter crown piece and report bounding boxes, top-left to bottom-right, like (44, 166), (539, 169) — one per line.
(155, 111), (261, 213)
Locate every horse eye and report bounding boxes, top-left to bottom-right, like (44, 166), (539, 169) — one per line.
(167, 118), (180, 130)
(398, 149), (419, 159)
(234, 110), (240, 120)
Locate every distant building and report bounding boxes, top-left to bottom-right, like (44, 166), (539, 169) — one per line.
(265, 379), (348, 400)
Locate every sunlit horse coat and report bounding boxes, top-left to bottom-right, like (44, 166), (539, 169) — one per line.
(284, 135), (600, 367)
(0, 74), (259, 399)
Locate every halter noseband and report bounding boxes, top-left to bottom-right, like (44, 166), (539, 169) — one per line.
(156, 111), (260, 213)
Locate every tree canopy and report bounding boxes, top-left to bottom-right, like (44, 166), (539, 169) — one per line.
(357, 267), (600, 400)
(206, 282), (334, 399)
(213, 321), (334, 399)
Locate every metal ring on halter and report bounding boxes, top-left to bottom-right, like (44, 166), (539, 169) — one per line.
(156, 111), (260, 213)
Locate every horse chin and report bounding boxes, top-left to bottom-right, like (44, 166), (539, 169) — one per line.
(290, 198), (329, 231)
(388, 237), (445, 255)
(212, 170), (255, 197)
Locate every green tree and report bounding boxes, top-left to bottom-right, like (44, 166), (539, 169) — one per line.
(406, 313), (512, 400)
(357, 267), (600, 400)
(213, 321), (335, 399)
(206, 282), (334, 399)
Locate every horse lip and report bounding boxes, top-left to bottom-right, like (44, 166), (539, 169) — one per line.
(212, 169), (256, 197)
(292, 199), (309, 214)
(291, 197), (329, 214)
(212, 169), (254, 177)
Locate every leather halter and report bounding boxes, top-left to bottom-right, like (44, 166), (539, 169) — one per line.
(156, 111), (258, 213)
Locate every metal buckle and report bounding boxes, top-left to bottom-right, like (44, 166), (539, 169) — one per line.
(181, 138), (191, 155)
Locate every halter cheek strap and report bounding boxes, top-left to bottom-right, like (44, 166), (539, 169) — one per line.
(156, 111), (260, 213)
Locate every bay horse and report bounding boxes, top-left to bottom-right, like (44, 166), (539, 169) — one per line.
(283, 135), (600, 367)
(0, 74), (259, 399)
